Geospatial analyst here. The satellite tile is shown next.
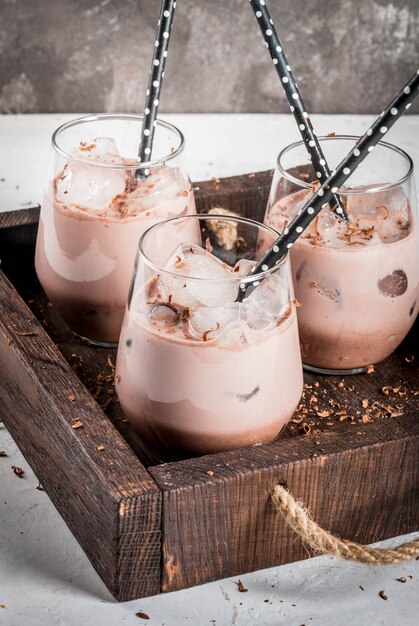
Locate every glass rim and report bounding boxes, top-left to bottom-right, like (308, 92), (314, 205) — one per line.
(51, 113), (185, 170)
(277, 134), (414, 195)
(138, 214), (288, 285)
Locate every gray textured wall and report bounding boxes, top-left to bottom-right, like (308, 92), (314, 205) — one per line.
(0, 0), (418, 114)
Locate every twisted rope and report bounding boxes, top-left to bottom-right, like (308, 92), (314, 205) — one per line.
(271, 484), (419, 565)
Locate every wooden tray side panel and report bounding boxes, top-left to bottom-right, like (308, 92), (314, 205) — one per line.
(194, 170), (272, 221)
(152, 420), (419, 592)
(117, 495), (162, 601)
(0, 269), (162, 600)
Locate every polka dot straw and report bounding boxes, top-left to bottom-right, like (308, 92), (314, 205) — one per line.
(238, 69), (419, 301)
(249, 0), (348, 220)
(137, 0), (176, 177)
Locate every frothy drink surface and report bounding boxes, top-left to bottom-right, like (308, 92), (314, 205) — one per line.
(115, 246), (303, 460)
(35, 138), (196, 343)
(267, 184), (419, 369)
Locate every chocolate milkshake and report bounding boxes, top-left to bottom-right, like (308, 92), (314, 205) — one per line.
(115, 216), (303, 461)
(35, 116), (196, 345)
(266, 184), (418, 371)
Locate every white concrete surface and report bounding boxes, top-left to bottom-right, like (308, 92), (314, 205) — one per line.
(1, 113), (419, 626)
(1, 113), (419, 212)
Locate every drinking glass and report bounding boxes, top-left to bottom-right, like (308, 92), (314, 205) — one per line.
(115, 214), (303, 461)
(35, 113), (196, 347)
(265, 135), (418, 374)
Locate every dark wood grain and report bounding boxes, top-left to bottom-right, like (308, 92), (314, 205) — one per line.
(194, 169), (273, 222)
(151, 417), (418, 591)
(0, 169), (418, 601)
(0, 269), (161, 601)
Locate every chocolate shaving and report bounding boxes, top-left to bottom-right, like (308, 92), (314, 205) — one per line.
(339, 414), (355, 422)
(376, 205), (389, 220)
(382, 386), (400, 396)
(0, 451), (7, 457)
(12, 465), (24, 478)
(135, 611), (150, 620)
(316, 409), (331, 418)
(236, 580), (248, 592)
(203, 323), (220, 342)
(378, 590), (388, 601)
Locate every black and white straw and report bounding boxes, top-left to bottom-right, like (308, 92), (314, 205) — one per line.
(238, 69), (419, 300)
(249, 0), (348, 220)
(137, 0), (176, 176)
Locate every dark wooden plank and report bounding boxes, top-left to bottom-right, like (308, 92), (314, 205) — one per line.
(0, 205), (40, 229)
(22, 288), (158, 468)
(151, 418), (419, 591)
(0, 208), (40, 288)
(0, 268), (162, 600)
(194, 169), (273, 222)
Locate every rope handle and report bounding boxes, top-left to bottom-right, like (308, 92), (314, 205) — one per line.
(271, 484), (419, 565)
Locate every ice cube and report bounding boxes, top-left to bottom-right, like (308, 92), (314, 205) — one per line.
(246, 273), (289, 318)
(217, 319), (251, 349)
(162, 244), (239, 308)
(74, 137), (125, 166)
(56, 137), (126, 210)
(315, 279), (341, 303)
(269, 188), (313, 232)
(378, 269), (408, 297)
(316, 209), (339, 232)
(188, 302), (252, 348)
(135, 168), (180, 207)
(233, 258), (256, 277)
(243, 301), (279, 331)
(346, 185), (411, 243)
(188, 303), (241, 341)
(149, 303), (180, 327)
(347, 185), (409, 219)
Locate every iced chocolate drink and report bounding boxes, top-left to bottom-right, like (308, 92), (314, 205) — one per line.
(35, 115), (196, 346)
(115, 215), (303, 461)
(265, 137), (418, 373)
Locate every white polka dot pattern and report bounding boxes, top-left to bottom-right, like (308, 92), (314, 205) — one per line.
(249, 0), (348, 220)
(137, 0), (176, 174)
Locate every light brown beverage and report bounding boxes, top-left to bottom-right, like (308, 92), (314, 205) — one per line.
(115, 215), (304, 461)
(267, 185), (419, 370)
(35, 136), (196, 344)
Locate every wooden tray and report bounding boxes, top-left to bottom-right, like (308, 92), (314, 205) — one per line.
(0, 171), (418, 601)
